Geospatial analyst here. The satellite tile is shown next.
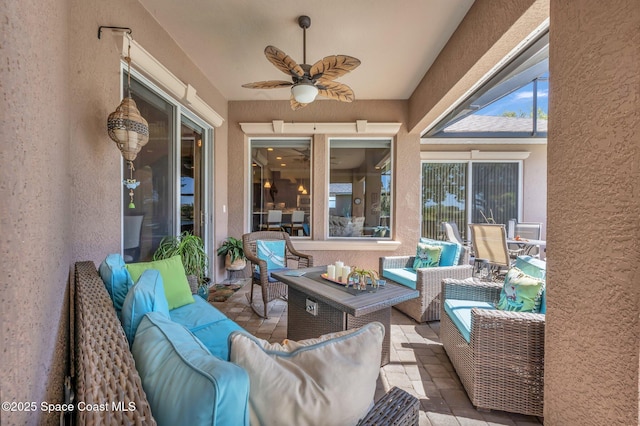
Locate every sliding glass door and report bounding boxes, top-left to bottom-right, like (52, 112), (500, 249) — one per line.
(123, 73), (212, 262)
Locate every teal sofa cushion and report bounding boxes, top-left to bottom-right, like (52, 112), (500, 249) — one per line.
(381, 268), (417, 289)
(170, 296), (244, 361)
(444, 299), (496, 343)
(515, 255), (546, 280)
(121, 269), (170, 346)
(419, 238), (462, 266)
(99, 253), (134, 317)
(133, 312), (250, 426)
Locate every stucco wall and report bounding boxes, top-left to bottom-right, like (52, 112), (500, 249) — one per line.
(546, 1), (639, 424)
(1, 0), (71, 424)
(228, 100), (420, 272)
(1, 0), (229, 423)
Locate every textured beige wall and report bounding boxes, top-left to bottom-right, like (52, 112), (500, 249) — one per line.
(409, 0), (549, 134)
(1, 0), (71, 424)
(228, 100), (420, 271)
(546, 1), (640, 424)
(1, 0), (229, 424)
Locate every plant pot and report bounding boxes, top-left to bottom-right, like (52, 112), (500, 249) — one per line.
(225, 254), (246, 271)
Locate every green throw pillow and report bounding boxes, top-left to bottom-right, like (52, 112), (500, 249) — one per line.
(126, 255), (194, 310)
(413, 243), (442, 269)
(496, 266), (545, 313)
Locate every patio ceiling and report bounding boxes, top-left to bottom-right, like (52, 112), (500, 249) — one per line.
(137, 0), (475, 102)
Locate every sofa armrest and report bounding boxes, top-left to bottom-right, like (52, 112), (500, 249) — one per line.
(442, 278), (503, 304)
(415, 265), (473, 291)
(379, 255), (414, 270)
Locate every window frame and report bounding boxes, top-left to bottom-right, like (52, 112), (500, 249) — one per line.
(327, 137), (394, 240)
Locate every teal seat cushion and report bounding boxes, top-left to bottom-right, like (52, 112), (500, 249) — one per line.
(420, 238), (462, 266)
(121, 269), (170, 346)
(170, 297), (244, 361)
(253, 267), (289, 283)
(539, 290), (547, 314)
(444, 299), (496, 343)
(133, 312), (250, 426)
(256, 240), (286, 270)
(99, 253), (134, 317)
(382, 268), (417, 289)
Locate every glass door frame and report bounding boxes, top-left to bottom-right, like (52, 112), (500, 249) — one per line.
(122, 65), (214, 264)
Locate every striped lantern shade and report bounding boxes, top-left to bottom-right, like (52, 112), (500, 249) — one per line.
(107, 97), (149, 162)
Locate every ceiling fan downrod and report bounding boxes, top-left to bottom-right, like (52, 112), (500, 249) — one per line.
(298, 15), (311, 65)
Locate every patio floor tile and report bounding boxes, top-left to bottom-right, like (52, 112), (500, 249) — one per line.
(211, 281), (543, 426)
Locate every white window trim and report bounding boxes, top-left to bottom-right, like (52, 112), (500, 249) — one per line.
(120, 34), (224, 128)
(420, 150), (530, 161)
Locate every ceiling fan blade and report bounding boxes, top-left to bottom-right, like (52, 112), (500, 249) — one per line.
(242, 80), (293, 89)
(265, 46), (304, 78)
(290, 95), (309, 110)
(310, 55), (361, 81)
(317, 81), (355, 102)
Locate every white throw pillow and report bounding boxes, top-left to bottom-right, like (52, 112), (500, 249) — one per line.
(229, 322), (384, 426)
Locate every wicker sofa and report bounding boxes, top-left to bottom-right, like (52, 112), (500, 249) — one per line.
(379, 244), (472, 322)
(440, 260), (545, 417)
(73, 260), (420, 425)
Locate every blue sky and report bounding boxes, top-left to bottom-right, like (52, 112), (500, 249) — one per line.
(478, 79), (549, 117)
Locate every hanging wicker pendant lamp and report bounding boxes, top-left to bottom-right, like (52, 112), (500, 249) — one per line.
(106, 35), (149, 208)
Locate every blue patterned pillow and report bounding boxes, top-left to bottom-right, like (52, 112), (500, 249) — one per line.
(257, 240), (286, 270)
(412, 243), (442, 269)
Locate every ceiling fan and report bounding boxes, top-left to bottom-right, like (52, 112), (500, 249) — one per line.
(242, 15), (361, 110)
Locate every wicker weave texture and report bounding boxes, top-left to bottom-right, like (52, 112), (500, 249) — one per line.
(440, 278), (545, 417)
(380, 256), (473, 322)
(243, 231), (313, 318)
(74, 261), (156, 425)
(357, 386), (420, 426)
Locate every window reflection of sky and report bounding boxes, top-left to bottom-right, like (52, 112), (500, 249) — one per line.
(478, 79), (548, 117)
(181, 176), (194, 206)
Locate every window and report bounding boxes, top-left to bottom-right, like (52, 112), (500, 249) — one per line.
(123, 72), (213, 262)
(423, 31), (548, 138)
(250, 139), (312, 237)
(421, 161), (520, 240)
(329, 139), (392, 238)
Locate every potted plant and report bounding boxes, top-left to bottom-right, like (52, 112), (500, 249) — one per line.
(217, 237), (246, 271)
(153, 231), (209, 296)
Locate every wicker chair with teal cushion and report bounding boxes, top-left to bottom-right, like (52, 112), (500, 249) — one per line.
(380, 238), (473, 322)
(242, 231), (313, 318)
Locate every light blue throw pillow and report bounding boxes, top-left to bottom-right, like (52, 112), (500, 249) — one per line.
(121, 269), (170, 346)
(98, 253), (134, 316)
(133, 312), (250, 426)
(256, 240), (286, 270)
(419, 238), (462, 266)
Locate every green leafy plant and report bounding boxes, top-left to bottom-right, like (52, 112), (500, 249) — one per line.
(216, 237), (245, 263)
(153, 231), (208, 287)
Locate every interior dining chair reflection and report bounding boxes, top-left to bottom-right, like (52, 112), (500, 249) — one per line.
(259, 210), (283, 231)
(123, 214), (144, 262)
(283, 210), (305, 236)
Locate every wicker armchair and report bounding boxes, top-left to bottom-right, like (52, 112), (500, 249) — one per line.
(440, 278), (545, 417)
(243, 231), (313, 318)
(379, 246), (472, 322)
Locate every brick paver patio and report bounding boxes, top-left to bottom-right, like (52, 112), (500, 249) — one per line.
(211, 280), (543, 426)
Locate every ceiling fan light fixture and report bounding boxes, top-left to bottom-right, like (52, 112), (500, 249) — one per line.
(291, 83), (318, 104)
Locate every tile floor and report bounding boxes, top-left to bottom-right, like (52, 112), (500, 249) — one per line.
(211, 280), (543, 426)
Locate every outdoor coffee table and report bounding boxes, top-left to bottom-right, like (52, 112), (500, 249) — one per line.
(272, 266), (419, 366)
